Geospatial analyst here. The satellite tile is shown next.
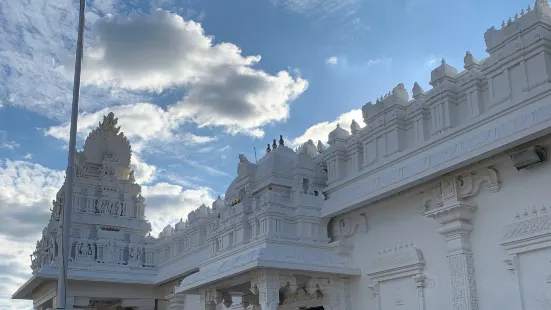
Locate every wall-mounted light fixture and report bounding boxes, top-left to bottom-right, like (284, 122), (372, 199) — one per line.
(510, 145), (547, 170)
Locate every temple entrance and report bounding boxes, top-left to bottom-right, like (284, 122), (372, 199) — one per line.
(301, 307), (323, 310)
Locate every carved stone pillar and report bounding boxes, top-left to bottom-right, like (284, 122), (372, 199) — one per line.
(427, 200), (478, 310)
(423, 167), (499, 310)
(199, 289), (219, 310)
(307, 277), (352, 310)
(250, 271), (280, 310)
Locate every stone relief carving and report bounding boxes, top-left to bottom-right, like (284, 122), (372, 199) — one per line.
(250, 271), (281, 309)
(503, 205), (551, 241)
(420, 166), (500, 214)
(331, 213), (368, 240)
(306, 277), (352, 310)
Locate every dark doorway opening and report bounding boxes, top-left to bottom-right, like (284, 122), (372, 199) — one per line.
(302, 307), (323, 310)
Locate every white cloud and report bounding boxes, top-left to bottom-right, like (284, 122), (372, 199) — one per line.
(272, 0), (360, 15)
(0, 0), (142, 120)
(142, 183), (215, 235)
(181, 157), (230, 176)
(131, 154), (158, 185)
(59, 10), (308, 138)
(0, 131), (19, 150)
(289, 109), (364, 147)
(44, 103), (217, 154)
(0, 160), (64, 225)
(326, 56), (338, 65)
(23, 153), (33, 160)
(0, 160), (65, 310)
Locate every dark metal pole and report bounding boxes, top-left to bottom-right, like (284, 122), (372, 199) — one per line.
(57, 0), (86, 308)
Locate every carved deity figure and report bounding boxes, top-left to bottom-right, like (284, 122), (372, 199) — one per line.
(99, 112), (121, 134)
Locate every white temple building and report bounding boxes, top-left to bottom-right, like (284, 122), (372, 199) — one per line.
(13, 1), (551, 309)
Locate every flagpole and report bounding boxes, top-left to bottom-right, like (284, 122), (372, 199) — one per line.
(57, 0), (86, 308)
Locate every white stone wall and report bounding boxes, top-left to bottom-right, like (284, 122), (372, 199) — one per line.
(339, 141), (551, 310)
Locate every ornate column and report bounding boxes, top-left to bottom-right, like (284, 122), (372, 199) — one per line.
(199, 288), (221, 310)
(424, 167), (500, 310)
(307, 277), (352, 310)
(250, 271), (280, 310)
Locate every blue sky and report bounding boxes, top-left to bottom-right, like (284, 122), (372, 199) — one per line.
(0, 0), (526, 308)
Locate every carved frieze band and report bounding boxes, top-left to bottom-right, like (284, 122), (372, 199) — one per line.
(501, 205), (551, 274)
(503, 205), (551, 241)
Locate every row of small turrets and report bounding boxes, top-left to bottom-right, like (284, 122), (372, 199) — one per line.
(266, 135), (285, 153)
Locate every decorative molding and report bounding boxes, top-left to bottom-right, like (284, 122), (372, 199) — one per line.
(366, 243), (426, 310)
(456, 167), (501, 198)
(501, 205), (551, 254)
(421, 166), (500, 215)
(367, 242), (425, 282)
(178, 243), (359, 292)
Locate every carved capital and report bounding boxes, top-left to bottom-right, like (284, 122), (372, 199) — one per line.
(250, 271), (280, 309)
(456, 167), (500, 198)
(279, 274), (298, 294)
(421, 167), (500, 214)
(204, 288), (223, 306)
(425, 202), (477, 225)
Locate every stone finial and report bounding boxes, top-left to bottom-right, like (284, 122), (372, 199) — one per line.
(463, 51), (479, 70)
(507, 17), (513, 26)
(430, 57), (458, 86)
(279, 135), (284, 146)
(272, 139), (277, 149)
(521, 8), (525, 15)
(528, 4), (532, 11)
(412, 82), (425, 99)
(392, 83), (409, 102)
(514, 13), (519, 20)
(317, 140), (325, 153)
(351, 119), (361, 134)
(266, 144), (271, 153)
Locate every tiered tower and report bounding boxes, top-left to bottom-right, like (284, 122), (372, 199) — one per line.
(31, 112), (153, 273)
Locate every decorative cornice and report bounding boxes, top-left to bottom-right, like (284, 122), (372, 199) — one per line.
(500, 205), (551, 254)
(367, 242), (425, 283)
